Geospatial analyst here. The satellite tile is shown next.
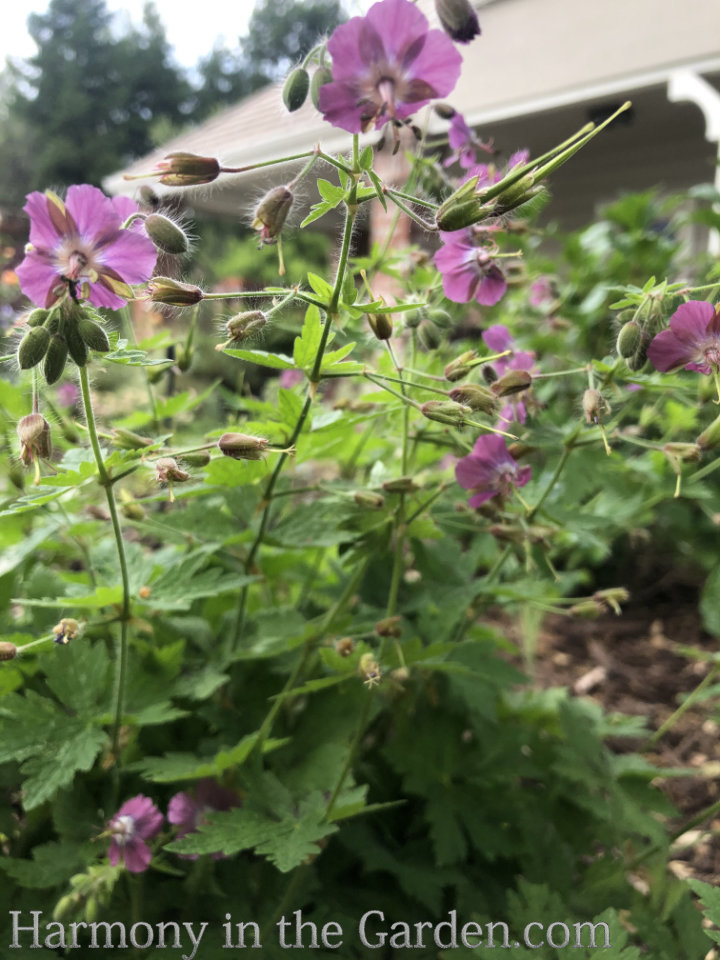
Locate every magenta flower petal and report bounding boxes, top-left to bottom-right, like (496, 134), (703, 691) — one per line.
(434, 241), (478, 302)
(648, 300), (720, 374)
(455, 435), (530, 507)
(17, 185), (157, 309)
(107, 795), (163, 874)
(475, 266), (506, 306)
(647, 329), (696, 372)
(168, 779), (240, 861)
(320, 0), (461, 133)
(482, 324), (512, 353)
(668, 300), (715, 344)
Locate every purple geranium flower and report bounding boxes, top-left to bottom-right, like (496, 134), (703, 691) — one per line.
(107, 795), (163, 873)
(318, 0), (462, 134)
(16, 185), (157, 310)
(648, 300), (720, 374)
(168, 779), (241, 860)
(434, 230), (507, 306)
(455, 434), (531, 507)
(529, 275), (554, 308)
(443, 112), (490, 170)
(482, 324), (536, 426)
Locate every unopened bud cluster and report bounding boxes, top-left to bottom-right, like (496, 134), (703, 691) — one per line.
(17, 303), (110, 383)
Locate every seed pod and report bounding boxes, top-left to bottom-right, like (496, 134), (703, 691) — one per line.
(335, 637), (355, 657)
(226, 310), (267, 342)
(153, 152), (221, 186)
(144, 213), (189, 256)
(448, 383), (498, 414)
(375, 616), (402, 638)
(616, 320), (641, 358)
(382, 476), (420, 494)
(283, 67), (310, 112)
(148, 276), (204, 306)
(420, 400), (471, 425)
(17, 326), (51, 369)
(310, 67), (333, 110)
(44, 335), (68, 385)
(65, 322), (89, 367)
(0, 642), (18, 661)
(154, 457), (190, 483)
(78, 317), (111, 353)
(353, 490), (385, 509)
(582, 389), (610, 425)
(253, 186), (294, 244)
(181, 450), (211, 467)
(444, 350), (477, 382)
(17, 413), (52, 466)
(111, 428), (153, 450)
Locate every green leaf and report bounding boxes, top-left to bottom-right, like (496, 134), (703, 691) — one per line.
(306, 272), (334, 301)
(223, 348), (295, 370)
(368, 169), (386, 210)
(294, 304), (325, 369)
(145, 551), (259, 611)
(688, 879), (720, 945)
(316, 178), (345, 204)
(0, 841), (93, 888)
(701, 566), (720, 636)
(358, 145), (373, 170)
(167, 787), (337, 872)
(300, 200), (334, 227)
(131, 734), (287, 782)
(103, 338), (173, 367)
(0, 518), (63, 578)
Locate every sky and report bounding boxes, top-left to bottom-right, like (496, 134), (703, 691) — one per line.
(2, 0), (260, 71)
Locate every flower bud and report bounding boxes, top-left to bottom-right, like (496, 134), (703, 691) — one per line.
(17, 326), (51, 369)
(367, 312), (393, 340)
(593, 587), (629, 615)
(144, 213), (189, 256)
(382, 476), (420, 494)
(375, 616), (402, 638)
(226, 310), (267, 342)
(417, 319), (442, 351)
(354, 490), (385, 509)
(53, 618), (80, 645)
(147, 152), (221, 187)
(569, 600), (604, 619)
(616, 320), (641, 359)
(448, 383), (498, 414)
(359, 653), (382, 687)
(65, 322), (89, 367)
(663, 442), (701, 474)
(697, 413), (720, 451)
(310, 67), (333, 110)
(121, 500), (146, 521)
(78, 317), (111, 353)
(253, 186), (294, 245)
(435, 0), (480, 43)
(283, 67), (310, 112)
(626, 333), (650, 372)
(421, 400), (471, 425)
(18, 413), (52, 466)
(154, 457), (190, 483)
(26, 307), (51, 328)
(490, 369), (532, 397)
(111, 428), (153, 450)
(0, 641), (18, 661)
(147, 276), (204, 306)
(582, 389), (610, 425)
(435, 177), (492, 231)
(444, 350), (477, 382)
(44, 334), (68, 385)
(180, 450), (211, 467)
(218, 433), (269, 460)
(335, 637), (355, 657)
(482, 364), (498, 384)
(433, 102), (457, 120)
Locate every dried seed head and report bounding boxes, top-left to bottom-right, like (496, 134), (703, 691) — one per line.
(582, 389), (610, 425)
(147, 276), (204, 306)
(53, 618), (81, 645)
(252, 186), (294, 245)
(359, 653), (382, 688)
(353, 490), (385, 509)
(448, 383), (498, 415)
(145, 152), (221, 187)
(18, 413), (52, 466)
(444, 350), (477, 382)
(420, 400), (471, 425)
(225, 311), (267, 342)
(490, 369), (532, 398)
(375, 616), (402, 638)
(154, 457), (190, 483)
(335, 637), (355, 657)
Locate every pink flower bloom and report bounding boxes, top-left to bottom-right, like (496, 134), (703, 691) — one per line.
(168, 779), (241, 860)
(434, 231), (506, 306)
(529, 275), (553, 308)
(16, 185), (157, 310)
(443, 112), (489, 170)
(481, 325), (536, 427)
(108, 795), (163, 873)
(318, 0), (462, 134)
(56, 382), (80, 408)
(279, 368), (304, 389)
(648, 300), (720, 374)
(455, 435), (531, 507)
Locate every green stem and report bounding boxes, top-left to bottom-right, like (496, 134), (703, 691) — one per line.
(527, 425), (581, 521)
(645, 663), (720, 749)
(385, 189), (438, 231)
(324, 693), (372, 821)
(79, 366), (130, 760)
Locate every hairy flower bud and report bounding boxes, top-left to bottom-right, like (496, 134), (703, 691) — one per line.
(142, 152), (221, 187)
(0, 641), (18, 661)
(310, 67), (333, 110)
(44, 334), (68, 385)
(154, 457), (190, 484)
(421, 400), (471, 424)
(433, 102), (457, 120)
(444, 350), (477, 382)
(53, 618), (80, 645)
(417, 319), (442, 351)
(253, 186), (294, 245)
(382, 476), (420, 494)
(218, 433), (270, 460)
(111, 428), (153, 450)
(180, 450), (212, 467)
(335, 637), (355, 657)
(582, 389), (610, 425)
(490, 370), (532, 397)
(283, 67), (310, 112)
(17, 326), (51, 370)
(147, 276), (204, 306)
(375, 616), (402, 638)
(78, 317), (111, 353)
(226, 311), (267, 342)
(354, 490), (385, 509)
(448, 383), (498, 414)
(435, 0), (481, 43)
(26, 307), (51, 328)
(144, 213), (189, 256)
(616, 320), (642, 359)
(367, 312), (393, 340)
(65, 321), (89, 367)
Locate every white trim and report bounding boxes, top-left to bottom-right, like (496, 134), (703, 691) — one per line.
(457, 57), (720, 129)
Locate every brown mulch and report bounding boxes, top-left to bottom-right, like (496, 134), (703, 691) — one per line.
(499, 580), (720, 884)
